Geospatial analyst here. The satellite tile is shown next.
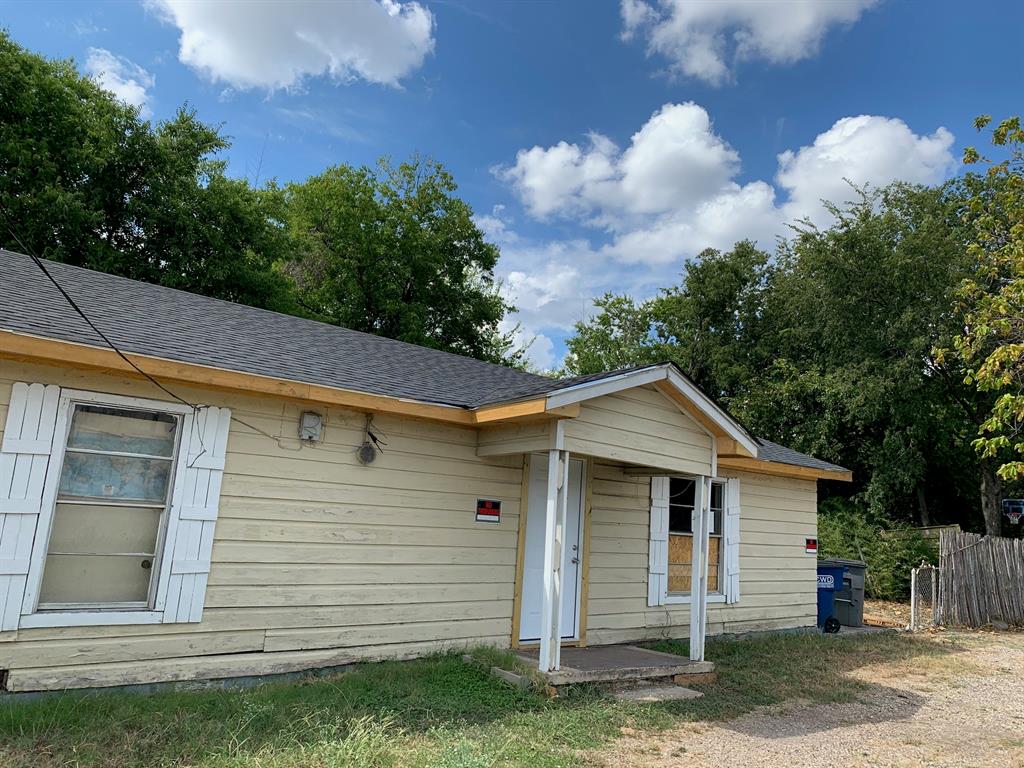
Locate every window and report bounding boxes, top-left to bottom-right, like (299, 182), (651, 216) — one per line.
(667, 477), (724, 594)
(37, 404), (182, 611)
(0, 383), (232, 630)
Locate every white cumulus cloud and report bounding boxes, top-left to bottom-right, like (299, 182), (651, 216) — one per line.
(493, 107), (957, 366)
(622, 0), (878, 85)
(777, 115), (956, 227)
(499, 102), (739, 223)
(84, 48), (155, 118)
(148, 0), (435, 91)
(499, 105), (956, 267)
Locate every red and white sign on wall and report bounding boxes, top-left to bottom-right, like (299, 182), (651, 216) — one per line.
(805, 538), (818, 555)
(476, 499), (501, 524)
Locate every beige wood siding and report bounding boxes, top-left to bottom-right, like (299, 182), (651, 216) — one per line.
(562, 386), (713, 475)
(0, 360), (818, 691)
(585, 462), (817, 646)
(477, 420), (552, 457)
(0, 360), (522, 691)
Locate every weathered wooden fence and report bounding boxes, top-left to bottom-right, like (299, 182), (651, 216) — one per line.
(937, 530), (1024, 627)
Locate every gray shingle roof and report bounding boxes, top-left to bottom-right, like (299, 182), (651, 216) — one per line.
(1, 250), (553, 408)
(757, 439), (848, 474)
(0, 250), (847, 474)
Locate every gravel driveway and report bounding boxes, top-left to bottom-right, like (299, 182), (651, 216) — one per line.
(592, 631), (1024, 768)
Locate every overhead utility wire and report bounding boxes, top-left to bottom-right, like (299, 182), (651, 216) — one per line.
(0, 208), (292, 456)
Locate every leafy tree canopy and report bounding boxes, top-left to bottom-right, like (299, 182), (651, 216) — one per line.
(567, 184), (994, 530)
(0, 32), (295, 311)
(943, 116), (1024, 520)
(0, 34), (521, 365)
(283, 158), (518, 364)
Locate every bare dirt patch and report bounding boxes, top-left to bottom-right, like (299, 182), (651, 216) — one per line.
(864, 598), (912, 627)
(590, 632), (1024, 768)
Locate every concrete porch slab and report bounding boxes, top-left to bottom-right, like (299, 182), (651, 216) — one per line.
(515, 644), (714, 686)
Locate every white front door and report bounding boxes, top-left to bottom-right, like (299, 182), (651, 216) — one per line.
(519, 455), (584, 642)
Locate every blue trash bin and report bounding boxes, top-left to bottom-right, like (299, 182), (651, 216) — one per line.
(817, 565), (845, 628)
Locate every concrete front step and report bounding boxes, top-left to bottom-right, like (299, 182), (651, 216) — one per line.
(516, 644), (714, 686)
(614, 683), (703, 702)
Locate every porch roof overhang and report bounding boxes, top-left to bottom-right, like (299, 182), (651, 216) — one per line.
(541, 363), (759, 458)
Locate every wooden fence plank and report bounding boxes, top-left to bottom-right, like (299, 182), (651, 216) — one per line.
(938, 530), (1024, 627)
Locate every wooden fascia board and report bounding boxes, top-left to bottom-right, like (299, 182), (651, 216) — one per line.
(473, 399), (580, 424)
(717, 455), (853, 483)
(0, 330), (478, 425)
(662, 370), (760, 457)
(652, 381), (757, 459)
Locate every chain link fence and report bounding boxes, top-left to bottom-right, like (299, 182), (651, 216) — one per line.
(909, 562), (938, 630)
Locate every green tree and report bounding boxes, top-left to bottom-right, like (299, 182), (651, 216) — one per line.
(564, 241), (772, 398)
(563, 294), (655, 375)
(284, 158), (518, 364)
(565, 184), (987, 529)
(0, 33), (294, 310)
(651, 241), (773, 400)
(945, 116), (1024, 533)
(760, 184), (982, 526)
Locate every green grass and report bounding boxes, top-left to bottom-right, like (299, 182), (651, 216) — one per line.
(0, 632), (963, 767)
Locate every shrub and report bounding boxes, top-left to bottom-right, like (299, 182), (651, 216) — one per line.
(818, 498), (937, 600)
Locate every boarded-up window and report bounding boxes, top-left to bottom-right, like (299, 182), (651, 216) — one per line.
(667, 478), (723, 594)
(39, 405), (180, 609)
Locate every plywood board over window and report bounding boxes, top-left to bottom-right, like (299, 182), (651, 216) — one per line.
(667, 477), (723, 595)
(668, 536), (720, 593)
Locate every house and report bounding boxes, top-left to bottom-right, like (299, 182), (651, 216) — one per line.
(0, 249), (850, 692)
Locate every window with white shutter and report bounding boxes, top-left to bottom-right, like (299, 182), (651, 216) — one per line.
(648, 477), (669, 606)
(723, 477), (741, 604)
(647, 474), (741, 606)
(0, 383), (61, 630)
(1, 384), (230, 629)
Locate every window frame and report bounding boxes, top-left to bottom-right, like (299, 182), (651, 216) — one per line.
(20, 390), (194, 627)
(664, 475), (728, 605)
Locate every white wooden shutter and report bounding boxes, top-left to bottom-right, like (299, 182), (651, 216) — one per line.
(0, 383), (60, 630)
(724, 477), (741, 604)
(648, 476), (669, 606)
(161, 406), (231, 623)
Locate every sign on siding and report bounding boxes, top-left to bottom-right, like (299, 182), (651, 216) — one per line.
(476, 499), (501, 523)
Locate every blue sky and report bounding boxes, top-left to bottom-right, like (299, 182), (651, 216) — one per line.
(3, 0), (1022, 367)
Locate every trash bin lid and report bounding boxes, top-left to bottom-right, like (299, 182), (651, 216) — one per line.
(818, 557), (867, 569)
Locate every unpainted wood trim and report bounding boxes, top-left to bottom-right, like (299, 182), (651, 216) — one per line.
(717, 455), (852, 482)
(474, 399), (580, 424)
(577, 459), (594, 647)
(0, 331), (480, 425)
(653, 380), (756, 456)
(1, 331), (581, 427)
(509, 454), (531, 650)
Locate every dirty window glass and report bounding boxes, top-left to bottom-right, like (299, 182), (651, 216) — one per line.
(40, 402), (180, 610)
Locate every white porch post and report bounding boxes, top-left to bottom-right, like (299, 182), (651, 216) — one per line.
(689, 476), (711, 662)
(538, 447), (570, 673)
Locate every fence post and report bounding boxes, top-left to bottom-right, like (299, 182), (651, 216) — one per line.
(910, 566), (919, 631)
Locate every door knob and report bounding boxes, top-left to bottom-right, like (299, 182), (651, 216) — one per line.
(571, 557), (580, 565)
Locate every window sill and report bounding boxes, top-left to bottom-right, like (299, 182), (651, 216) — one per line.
(19, 610), (165, 629)
(664, 593), (728, 606)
